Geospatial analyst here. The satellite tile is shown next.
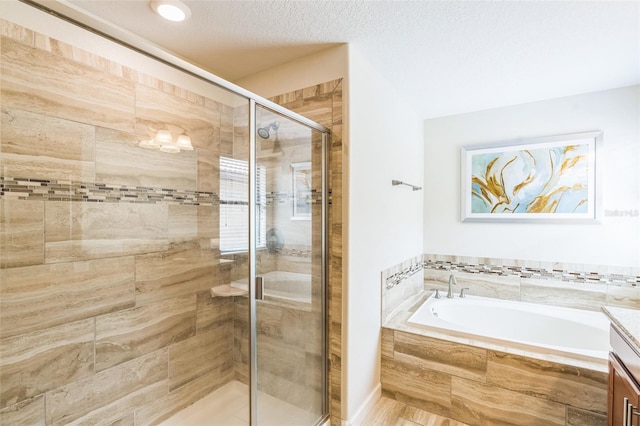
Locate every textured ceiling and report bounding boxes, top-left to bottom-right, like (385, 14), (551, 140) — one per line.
(66, 0), (639, 119)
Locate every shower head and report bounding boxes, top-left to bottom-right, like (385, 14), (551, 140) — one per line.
(257, 127), (270, 139)
(257, 121), (279, 139)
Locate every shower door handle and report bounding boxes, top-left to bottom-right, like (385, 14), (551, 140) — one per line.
(255, 276), (264, 301)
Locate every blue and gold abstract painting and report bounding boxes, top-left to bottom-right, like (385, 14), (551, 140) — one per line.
(471, 144), (589, 214)
(462, 133), (601, 221)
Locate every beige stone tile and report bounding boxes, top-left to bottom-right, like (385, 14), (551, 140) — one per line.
(0, 20), (34, 46)
(110, 413), (135, 426)
(95, 126), (197, 190)
(168, 328), (233, 392)
(0, 257), (134, 338)
(0, 318), (94, 409)
(607, 282), (640, 309)
(95, 295), (196, 371)
(358, 396), (401, 426)
(45, 349), (168, 425)
(135, 246), (219, 306)
(135, 83), (219, 151)
(393, 331), (487, 382)
(381, 328), (394, 360)
(1, 37), (135, 133)
(196, 291), (234, 333)
(134, 369), (231, 425)
(45, 201), (169, 263)
(424, 269), (521, 300)
(566, 407), (606, 426)
(0, 199), (44, 268)
(0, 396), (44, 426)
(168, 204), (198, 243)
(451, 376), (565, 425)
(486, 351), (607, 414)
(198, 147), (220, 194)
(381, 357), (451, 418)
(196, 205), (219, 248)
(35, 35), (112, 75)
(520, 278), (607, 311)
(1, 108), (96, 181)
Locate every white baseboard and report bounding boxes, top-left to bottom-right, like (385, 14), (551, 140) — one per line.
(344, 383), (382, 425)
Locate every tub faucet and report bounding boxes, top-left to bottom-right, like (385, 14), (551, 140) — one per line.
(447, 274), (457, 298)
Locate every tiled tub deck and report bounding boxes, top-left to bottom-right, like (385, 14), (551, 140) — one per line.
(381, 291), (609, 426)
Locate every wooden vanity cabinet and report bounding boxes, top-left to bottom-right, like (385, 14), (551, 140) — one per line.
(609, 325), (640, 426)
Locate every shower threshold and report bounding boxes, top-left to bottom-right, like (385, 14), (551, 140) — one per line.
(158, 380), (319, 426)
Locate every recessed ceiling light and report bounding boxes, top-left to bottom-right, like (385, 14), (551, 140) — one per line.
(150, 0), (191, 22)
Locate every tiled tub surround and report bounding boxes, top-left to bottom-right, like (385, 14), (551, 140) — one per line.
(378, 254), (640, 425)
(423, 254), (639, 311)
(382, 255), (424, 323)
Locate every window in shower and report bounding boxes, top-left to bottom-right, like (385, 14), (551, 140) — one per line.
(291, 161), (312, 220)
(219, 156), (266, 252)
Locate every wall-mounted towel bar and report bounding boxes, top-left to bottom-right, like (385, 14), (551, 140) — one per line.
(392, 179), (422, 191)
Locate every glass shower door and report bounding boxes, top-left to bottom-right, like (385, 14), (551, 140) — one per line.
(250, 104), (326, 425)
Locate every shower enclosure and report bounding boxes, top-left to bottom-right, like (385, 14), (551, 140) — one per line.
(0, 2), (328, 425)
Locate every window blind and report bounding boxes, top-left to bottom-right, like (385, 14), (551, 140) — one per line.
(219, 156), (266, 252)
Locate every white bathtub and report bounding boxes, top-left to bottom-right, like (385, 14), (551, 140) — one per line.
(407, 294), (610, 363)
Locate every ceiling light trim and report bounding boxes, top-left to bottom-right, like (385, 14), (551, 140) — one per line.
(150, 0), (191, 22)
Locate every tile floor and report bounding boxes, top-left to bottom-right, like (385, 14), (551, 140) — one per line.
(159, 381), (320, 426)
(358, 397), (470, 426)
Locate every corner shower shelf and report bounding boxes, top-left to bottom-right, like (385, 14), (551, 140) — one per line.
(210, 284), (248, 298)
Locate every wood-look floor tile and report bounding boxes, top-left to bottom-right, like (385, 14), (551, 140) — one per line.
(566, 407), (606, 426)
(0, 199), (44, 268)
(359, 396), (469, 426)
(0, 319), (94, 409)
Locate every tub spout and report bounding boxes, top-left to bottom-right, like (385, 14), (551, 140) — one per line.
(447, 274), (457, 298)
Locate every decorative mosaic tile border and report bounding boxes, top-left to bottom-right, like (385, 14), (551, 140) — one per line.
(0, 177), (218, 205)
(265, 190), (323, 206)
(423, 256), (639, 286)
(383, 255), (424, 290)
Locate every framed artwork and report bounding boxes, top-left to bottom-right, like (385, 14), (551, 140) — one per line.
(291, 161), (312, 220)
(461, 131), (603, 223)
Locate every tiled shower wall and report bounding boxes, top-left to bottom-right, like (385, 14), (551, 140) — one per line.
(269, 81), (345, 424)
(0, 20), (237, 424)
